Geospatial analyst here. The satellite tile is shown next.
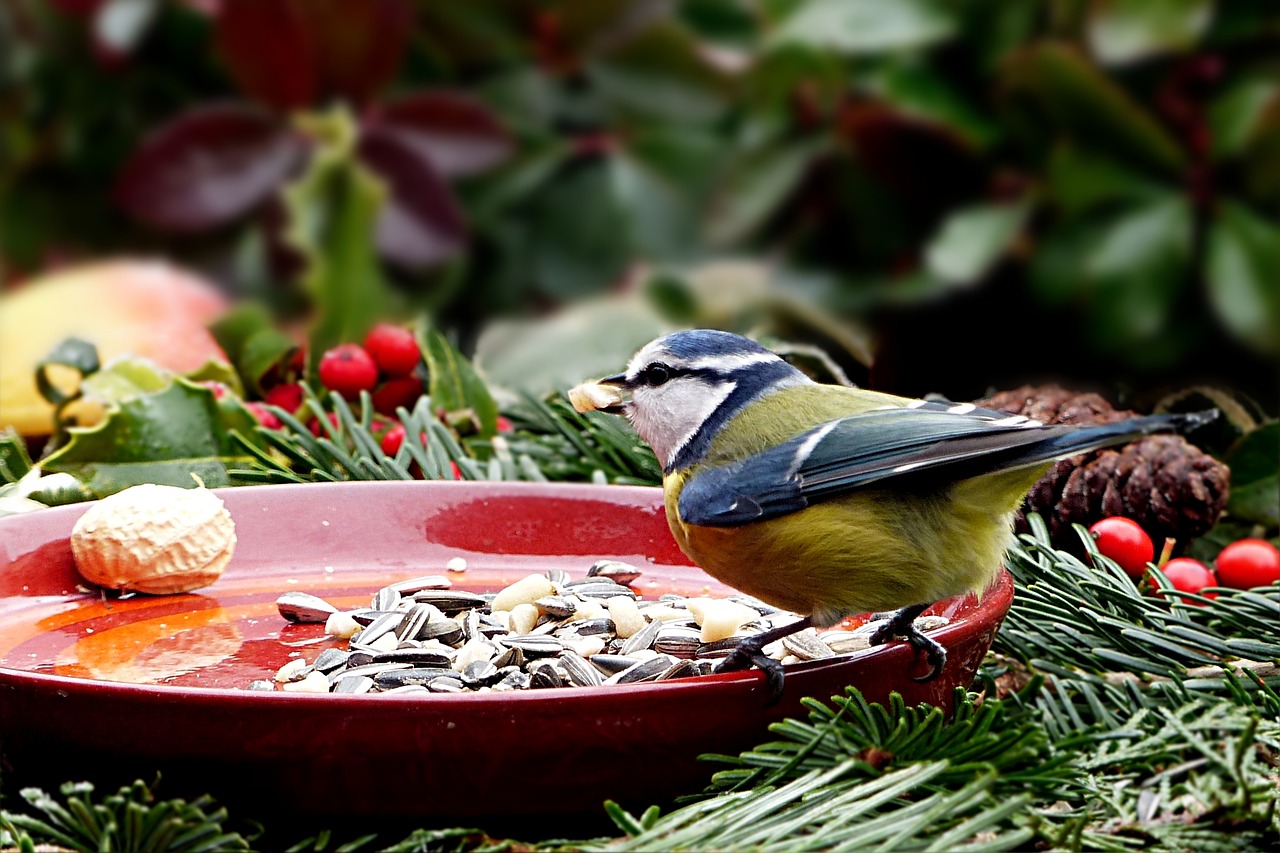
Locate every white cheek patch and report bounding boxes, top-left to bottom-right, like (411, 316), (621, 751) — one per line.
(629, 379), (736, 469)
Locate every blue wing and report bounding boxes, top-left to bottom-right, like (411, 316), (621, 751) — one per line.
(677, 403), (1214, 527)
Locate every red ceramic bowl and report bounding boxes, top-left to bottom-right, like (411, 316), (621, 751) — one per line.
(0, 481), (1012, 833)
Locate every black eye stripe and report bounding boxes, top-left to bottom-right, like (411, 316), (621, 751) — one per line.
(630, 364), (706, 387)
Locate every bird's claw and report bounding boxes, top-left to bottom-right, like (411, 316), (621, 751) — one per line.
(869, 605), (947, 683)
(713, 644), (786, 705)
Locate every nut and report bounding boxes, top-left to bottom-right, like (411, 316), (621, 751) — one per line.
(70, 483), (236, 594)
(567, 382), (625, 413)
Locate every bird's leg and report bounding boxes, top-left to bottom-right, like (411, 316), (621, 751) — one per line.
(868, 604), (947, 683)
(713, 615), (814, 703)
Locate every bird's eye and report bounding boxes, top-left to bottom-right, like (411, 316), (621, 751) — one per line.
(641, 364), (671, 386)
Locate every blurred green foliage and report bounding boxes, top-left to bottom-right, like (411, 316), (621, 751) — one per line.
(2, 0), (1277, 413)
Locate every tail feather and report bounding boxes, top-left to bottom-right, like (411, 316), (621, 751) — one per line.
(1011, 409), (1218, 469)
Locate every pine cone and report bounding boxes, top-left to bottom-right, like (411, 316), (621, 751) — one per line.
(976, 385), (1230, 551)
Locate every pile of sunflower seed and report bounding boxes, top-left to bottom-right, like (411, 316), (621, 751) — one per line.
(252, 560), (949, 695)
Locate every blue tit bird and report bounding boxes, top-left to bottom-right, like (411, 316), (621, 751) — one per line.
(568, 329), (1217, 696)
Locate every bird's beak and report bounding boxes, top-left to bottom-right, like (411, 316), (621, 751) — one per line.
(567, 373), (630, 415)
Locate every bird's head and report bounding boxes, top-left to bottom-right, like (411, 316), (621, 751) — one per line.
(569, 330), (810, 471)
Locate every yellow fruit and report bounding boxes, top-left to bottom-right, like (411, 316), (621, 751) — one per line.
(70, 483), (236, 594)
(0, 259), (230, 436)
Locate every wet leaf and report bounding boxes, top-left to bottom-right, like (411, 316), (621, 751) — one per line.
(421, 327), (498, 438)
(215, 0), (319, 110)
(39, 373), (258, 497)
(1086, 0), (1214, 66)
(923, 200), (1031, 286)
(1206, 200), (1280, 358)
(358, 124), (468, 271)
(369, 91), (514, 178)
(771, 0), (956, 55)
(114, 103), (306, 233)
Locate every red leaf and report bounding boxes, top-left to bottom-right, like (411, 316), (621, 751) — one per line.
(114, 102), (306, 233)
(358, 125), (467, 270)
(215, 0), (319, 111)
(367, 91), (514, 178)
(300, 0), (413, 107)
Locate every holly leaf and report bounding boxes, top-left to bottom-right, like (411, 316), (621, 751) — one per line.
(421, 327), (498, 439)
(208, 303), (298, 394)
(282, 108), (390, 377)
(0, 430), (33, 485)
(1224, 421), (1279, 527)
(114, 102), (306, 233)
(39, 373), (259, 498)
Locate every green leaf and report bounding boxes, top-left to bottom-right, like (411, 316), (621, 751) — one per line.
(0, 429), (33, 484)
(1002, 42), (1186, 175)
(587, 20), (734, 125)
(421, 327), (499, 438)
(1086, 0), (1214, 66)
(34, 336), (100, 407)
(610, 128), (725, 258)
(1224, 422), (1279, 526)
(1206, 200), (1280, 358)
(1045, 144), (1167, 215)
(770, 0), (957, 55)
(865, 61), (998, 149)
(923, 199), (1031, 286)
(282, 108), (389, 377)
(527, 161), (633, 301)
(705, 135), (828, 245)
(1030, 195), (1194, 364)
(39, 374), (259, 498)
(208, 303), (298, 395)
(1208, 74), (1280, 161)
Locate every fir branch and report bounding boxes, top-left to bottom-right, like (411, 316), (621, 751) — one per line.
(0, 779), (253, 851)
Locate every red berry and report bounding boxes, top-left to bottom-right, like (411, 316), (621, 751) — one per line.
(496, 415), (513, 434)
(450, 461), (463, 480)
(1088, 517), (1154, 578)
(381, 424), (407, 456)
(263, 382), (304, 413)
(244, 402), (283, 430)
(318, 344), (379, 399)
(1215, 539), (1280, 589)
(363, 324), (421, 378)
(1158, 557), (1218, 603)
(371, 375), (423, 417)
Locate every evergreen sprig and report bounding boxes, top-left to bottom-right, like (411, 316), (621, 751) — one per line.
(479, 393), (663, 486)
(0, 779), (253, 852)
(996, 514), (1280, 688)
